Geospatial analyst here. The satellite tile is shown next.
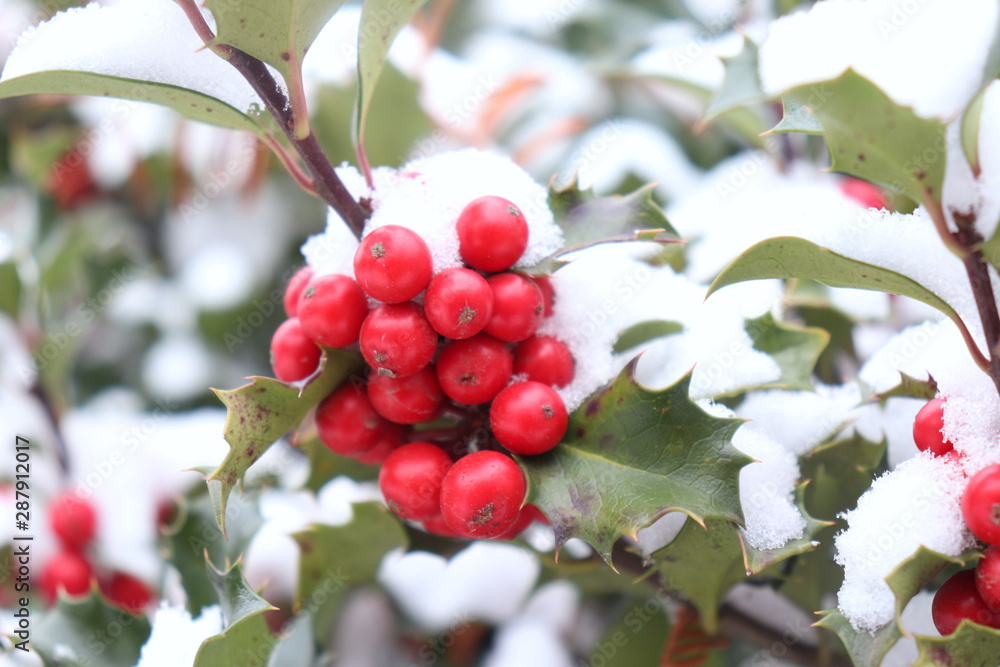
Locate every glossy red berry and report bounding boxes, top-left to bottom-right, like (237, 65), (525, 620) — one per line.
(354, 225), (433, 303)
(297, 274), (369, 348)
(436, 334), (513, 405)
(484, 273), (544, 343)
(316, 383), (388, 456)
(103, 572), (153, 615)
(50, 492), (97, 551)
(360, 302), (438, 378)
(41, 551), (93, 603)
(355, 423), (406, 466)
(423, 514), (463, 538)
(535, 276), (555, 317)
(513, 335), (575, 388)
(283, 266), (314, 317)
(270, 318), (322, 382)
(423, 268), (494, 339)
(932, 569), (1000, 635)
(368, 366), (444, 424)
(962, 464), (1000, 547)
(490, 381), (568, 455)
(456, 196), (529, 272)
(841, 177), (887, 210)
(439, 451), (526, 539)
(379, 442), (454, 521)
(976, 546), (1000, 611)
(913, 398), (954, 456)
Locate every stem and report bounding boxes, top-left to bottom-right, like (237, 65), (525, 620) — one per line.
(176, 0), (368, 238)
(262, 134), (316, 195)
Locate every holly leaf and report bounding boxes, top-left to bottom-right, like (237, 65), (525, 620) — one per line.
(32, 591), (152, 666)
(204, 0), (349, 85)
(297, 434), (379, 492)
(194, 559), (277, 667)
(785, 69), (949, 206)
(548, 179), (679, 249)
(914, 621), (1000, 666)
(651, 518), (746, 633)
(520, 362), (750, 567)
(612, 320), (684, 353)
(814, 608), (901, 667)
(962, 87), (987, 178)
(702, 36), (765, 122)
(588, 597), (672, 667)
(741, 313), (830, 393)
(708, 237), (968, 342)
(353, 0), (430, 160)
(866, 372), (938, 405)
(739, 483), (831, 575)
(293, 503), (408, 635)
(767, 98), (823, 135)
(208, 350), (364, 534)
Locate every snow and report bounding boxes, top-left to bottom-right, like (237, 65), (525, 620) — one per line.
(758, 0), (998, 119)
(733, 427), (807, 550)
(1, 0), (266, 115)
(482, 581), (580, 667)
(881, 591), (939, 666)
(736, 384), (862, 456)
(136, 604), (223, 667)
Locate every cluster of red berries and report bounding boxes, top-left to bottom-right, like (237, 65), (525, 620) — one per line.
(914, 398), (1000, 634)
(39, 492), (152, 614)
(271, 195), (574, 538)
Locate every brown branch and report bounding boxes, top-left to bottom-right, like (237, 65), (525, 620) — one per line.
(954, 211), (1000, 396)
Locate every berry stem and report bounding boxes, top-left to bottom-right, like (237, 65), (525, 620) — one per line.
(176, 0), (368, 238)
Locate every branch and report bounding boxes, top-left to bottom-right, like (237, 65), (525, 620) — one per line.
(176, 0), (368, 238)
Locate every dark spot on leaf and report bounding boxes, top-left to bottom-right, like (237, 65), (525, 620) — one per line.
(916, 172), (926, 180)
(576, 427), (586, 438)
(585, 400), (600, 416)
(600, 434), (616, 448)
(281, 51), (291, 62)
(300, 540), (312, 554)
(206, 108), (213, 113)
(240, 416), (246, 424)
(245, 446), (253, 458)
(857, 153), (865, 161)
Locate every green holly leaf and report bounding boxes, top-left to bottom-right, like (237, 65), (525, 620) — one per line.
(193, 559), (277, 667)
(767, 98), (823, 135)
(547, 179), (679, 249)
(740, 313), (830, 394)
(708, 237), (968, 342)
(353, 0), (430, 160)
(32, 591), (152, 666)
(785, 69), (949, 207)
(866, 372), (938, 405)
(588, 598), (671, 667)
(520, 362), (750, 567)
(0, 72), (270, 136)
(703, 36), (765, 122)
(298, 434), (379, 492)
(651, 518), (746, 633)
(612, 320), (684, 353)
(293, 503), (408, 635)
(814, 608), (901, 667)
(208, 349), (364, 534)
(962, 87), (987, 178)
(204, 0), (349, 87)
(914, 621), (1000, 666)
(163, 490), (263, 616)
(740, 483), (831, 575)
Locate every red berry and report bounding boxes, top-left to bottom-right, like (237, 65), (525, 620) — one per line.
(976, 546), (1000, 611)
(492, 504), (548, 540)
(456, 196), (529, 272)
(439, 451), (526, 538)
(423, 514), (463, 538)
(913, 398), (954, 456)
(484, 273), (544, 343)
(368, 366), (444, 424)
(41, 551), (93, 603)
(50, 492), (97, 551)
(841, 177), (887, 210)
(535, 276), (555, 317)
(354, 225), (433, 303)
(932, 569), (1000, 635)
(436, 334), (513, 405)
(297, 274), (369, 348)
(424, 268), (495, 339)
(103, 572), (153, 615)
(283, 266), (314, 317)
(962, 464), (1000, 546)
(490, 381), (568, 455)
(316, 383), (388, 456)
(355, 423), (406, 465)
(270, 318), (322, 382)
(379, 442), (454, 521)
(513, 335), (575, 388)
(45, 150), (98, 210)
(360, 302), (438, 378)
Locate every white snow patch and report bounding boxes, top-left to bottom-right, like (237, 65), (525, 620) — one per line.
(136, 604), (223, 667)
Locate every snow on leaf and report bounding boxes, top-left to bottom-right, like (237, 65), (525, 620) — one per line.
(785, 69), (949, 206)
(741, 313), (829, 394)
(547, 179), (678, 249)
(33, 591), (153, 666)
(208, 350), (364, 535)
(293, 503), (407, 634)
(520, 361), (750, 567)
(866, 372), (938, 406)
(193, 559), (277, 667)
(740, 483), (830, 575)
(914, 621), (1000, 666)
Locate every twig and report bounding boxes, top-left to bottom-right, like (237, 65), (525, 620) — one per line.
(262, 134), (316, 195)
(176, 0), (368, 237)
(953, 210), (1000, 396)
